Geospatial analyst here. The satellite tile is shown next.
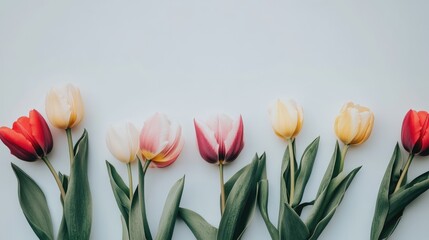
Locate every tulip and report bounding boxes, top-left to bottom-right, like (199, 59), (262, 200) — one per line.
(334, 102), (374, 146)
(194, 114), (244, 214)
(45, 84), (84, 129)
(401, 110), (429, 156)
(194, 114), (244, 165)
(0, 109), (53, 161)
(140, 113), (184, 168)
(106, 122), (140, 163)
(269, 99), (303, 140)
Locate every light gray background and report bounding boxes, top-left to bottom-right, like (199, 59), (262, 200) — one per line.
(1, 1), (429, 239)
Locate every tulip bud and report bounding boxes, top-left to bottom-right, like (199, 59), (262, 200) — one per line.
(0, 109), (53, 161)
(334, 102), (374, 145)
(194, 114), (244, 164)
(139, 113), (184, 168)
(106, 122), (140, 163)
(401, 110), (429, 156)
(45, 84), (84, 129)
(269, 99), (303, 140)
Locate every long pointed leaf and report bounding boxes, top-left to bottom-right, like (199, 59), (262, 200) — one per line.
(279, 141), (296, 229)
(138, 160), (152, 240)
(58, 172), (69, 240)
(217, 155), (259, 240)
(257, 179), (279, 240)
(178, 208), (217, 240)
(106, 161), (131, 224)
(370, 144), (401, 240)
(316, 142), (341, 197)
(64, 130), (92, 240)
(155, 177), (185, 240)
(129, 187), (144, 240)
(293, 137), (320, 207)
(11, 163), (54, 240)
(279, 203), (309, 240)
(121, 215), (130, 240)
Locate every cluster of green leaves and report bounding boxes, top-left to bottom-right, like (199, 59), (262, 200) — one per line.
(258, 138), (361, 240)
(106, 160), (185, 240)
(178, 154), (266, 240)
(371, 144), (429, 240)
(12, 130), (92, 240)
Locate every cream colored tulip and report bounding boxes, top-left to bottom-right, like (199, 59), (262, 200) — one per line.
(269, 99), (303, 140)
(106, 122), (140, 163)
(45, 84), (84, 129)
(334, 102), (374, 145)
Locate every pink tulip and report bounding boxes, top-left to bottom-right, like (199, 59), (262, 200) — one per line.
(140, 113), (184, 168)
(194, 114), (244, 164)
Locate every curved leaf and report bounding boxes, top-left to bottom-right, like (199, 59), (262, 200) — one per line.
(370, 144), (401, 240)
(293, 137), (320, 207)
(11, 163), (54, 240)
(129, 187), (144, 240)
(316, 142), (341, 197)
(217, 155), (259, 240)
(155, 177), (185, 240)
(106, 161), (131, 224)
(138, 160), (152, 240)
(257, 179), (279, 240)
(121, 215), (130, 240)
(64, 130), (92, 240)
(279, 141), (296, 229)
(58, 172), (69, 240)
(279, 203), (309, 240)
(178, 208), (217, 240)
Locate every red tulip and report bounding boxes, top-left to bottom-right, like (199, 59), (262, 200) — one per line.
(194, 114), (244, 164)
(401, 110), (429, 156)
(0, 109), (53, 161)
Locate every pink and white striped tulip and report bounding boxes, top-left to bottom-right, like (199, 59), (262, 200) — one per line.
(194, 114), (244, 164)
(139, 113), (184, 168)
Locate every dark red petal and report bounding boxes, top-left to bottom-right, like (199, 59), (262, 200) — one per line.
(13, 115), (44, 156)
(30, 109), (53, 155)
(224, 115), (244, 163)
(194, 119), (219, 164)
(401, 110), (422, 154)
(0, 127), (39, 161)
(418, 111), (429, 156)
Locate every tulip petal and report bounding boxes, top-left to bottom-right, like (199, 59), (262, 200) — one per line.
(29, 110), (53, 155)
(13, 116), (44, 156)
(417, 112), (429, 156)
(106, 123), (139, 163)
(335, 105), (359, 144)
(401, 110), (422, 153)
(194, 119), (219, 164)
(140, 113), (170, 159)
(0, 127), (39, 161)
(153, 125), (183, 163)
(67, 85), (84, 128)
(46, 89), (72, 129)
(224, 115), (244, 163)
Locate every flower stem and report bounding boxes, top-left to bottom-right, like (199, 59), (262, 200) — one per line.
(142, 159), (151, 174)
(127, 162), (133, 200)
(339, 144), (350, 172)
(42, 157), (66, 200)
(288, 139), (295, 205)
(394, 154), (414, 192)
(66, 128), (74, 167)
(219, 161), (226, 215)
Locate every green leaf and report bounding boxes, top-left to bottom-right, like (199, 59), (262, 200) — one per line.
(293, 137), (320, 207)
(11, 163), (54, 240)
(308, 167), (361, 240)
(106, 161), (131, 225)
(279, 141), (296, 229)
(129, 187), (144, 240)
(294, 200), (315, 216)
(279, 203), (309, 240)
(257, 179), (279, 240)
(387, 171), (429, 222)
(155, 177), (185, 240)
(58, 172), (69, 240)
(64, 130), (92, 240)
(217, 155), (260, 240)
(121, 215), (130, 240)
(138, 160), (152, 240)
(370, 144), (401, 240)
(316, 141), (341, 197)
(178, 208), (217, 240)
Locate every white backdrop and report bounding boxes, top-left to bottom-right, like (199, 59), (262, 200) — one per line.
(1, 1), (429, 239)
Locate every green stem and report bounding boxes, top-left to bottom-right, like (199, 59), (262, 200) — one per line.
(339, 144), (350, 172)
(219, 161), (226, 215)
(66, 128), (74, 167)
(288, 139), (295, 205)
(42, 157), (66, 200)
(394, 154), (414, 192)
(127, 162), (133, 200)
(140, 159), (152, 239)
(142, 159), (151, 174)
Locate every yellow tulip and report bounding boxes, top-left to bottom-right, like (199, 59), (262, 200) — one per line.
(45, 84), (84, 129)
(334, 102), (374, 145)
(269, 99), (303, 140)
